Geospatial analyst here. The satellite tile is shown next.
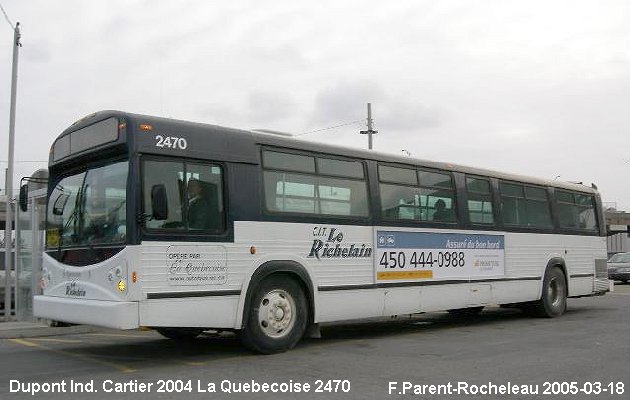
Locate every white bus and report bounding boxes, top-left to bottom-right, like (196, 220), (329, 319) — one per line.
(34, 111), (609, 353)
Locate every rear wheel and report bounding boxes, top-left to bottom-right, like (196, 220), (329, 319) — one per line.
(156, 328), (204, 340)
(241, 275), (308, 354)
(533, 267), (567, 318)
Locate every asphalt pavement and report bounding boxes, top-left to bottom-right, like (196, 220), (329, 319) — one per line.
(0, 283), (628, 400)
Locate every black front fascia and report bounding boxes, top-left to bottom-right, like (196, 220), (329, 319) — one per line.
(46, 247), (125, 266)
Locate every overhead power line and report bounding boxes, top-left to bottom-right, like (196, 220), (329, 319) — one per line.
(0, 3), (14, 29)
(297, 119), (365, 137)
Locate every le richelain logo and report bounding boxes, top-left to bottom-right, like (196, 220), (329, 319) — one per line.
(65, 282), (86, 297)
(307, 226), (372, 260)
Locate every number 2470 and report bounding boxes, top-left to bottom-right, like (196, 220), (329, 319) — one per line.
(155, 135), (188, 150)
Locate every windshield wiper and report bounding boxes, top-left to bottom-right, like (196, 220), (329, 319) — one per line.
(62, 185), (84, 240)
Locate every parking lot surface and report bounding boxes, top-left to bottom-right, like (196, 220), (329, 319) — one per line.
(1, 284), (628, 399)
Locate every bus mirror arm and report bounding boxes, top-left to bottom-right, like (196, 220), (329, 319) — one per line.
(151, 184), (168, 220)
(18, 176), (49, 213)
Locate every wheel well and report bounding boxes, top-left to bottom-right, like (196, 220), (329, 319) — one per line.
(242, 262), (315, 329)
(544, 258), (568, 297)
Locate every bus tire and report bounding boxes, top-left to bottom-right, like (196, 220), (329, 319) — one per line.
(534, 267), (567, 318)
(156, 327), (203, 340)
(241, 275), (308, 354)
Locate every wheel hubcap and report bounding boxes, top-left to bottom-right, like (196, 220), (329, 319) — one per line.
(548, 277), (564, 308)
(258, 289), (295, 338)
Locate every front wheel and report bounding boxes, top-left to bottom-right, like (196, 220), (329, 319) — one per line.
(533, 267), (567, 318)
(241, 275), (308, 354)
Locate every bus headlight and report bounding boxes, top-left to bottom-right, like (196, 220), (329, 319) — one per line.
(108, 265), (128, 293)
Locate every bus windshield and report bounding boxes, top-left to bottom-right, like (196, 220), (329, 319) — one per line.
(46, 160), (128, 249)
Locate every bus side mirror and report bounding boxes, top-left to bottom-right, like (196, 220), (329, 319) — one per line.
(19, 184), (29, 212)
(151, 184), (168, 220)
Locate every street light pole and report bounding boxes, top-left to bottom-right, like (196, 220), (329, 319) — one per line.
(4, 22), (20, 321)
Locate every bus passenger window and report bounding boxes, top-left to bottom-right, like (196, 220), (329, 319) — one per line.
(556, 191), (597, 231)
(379, 166), (456, 223)
(262, 150), (368, 218)
(466, 177), (494, 224)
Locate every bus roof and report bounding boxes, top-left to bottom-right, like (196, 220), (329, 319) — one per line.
(55, 110), (597, 194)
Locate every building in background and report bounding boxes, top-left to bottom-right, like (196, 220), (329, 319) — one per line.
(605, 206), (630, 256)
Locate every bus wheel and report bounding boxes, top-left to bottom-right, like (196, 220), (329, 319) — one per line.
(534, 267), (567, 318)
(241, 275), (308, 354)
(156, 328), (204, 340)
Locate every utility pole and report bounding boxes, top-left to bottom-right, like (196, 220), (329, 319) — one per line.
(359, 102), (378, 150)
(4, 21), (20, 321)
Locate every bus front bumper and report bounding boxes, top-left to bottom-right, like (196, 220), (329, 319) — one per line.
(33, 295), (139, 330)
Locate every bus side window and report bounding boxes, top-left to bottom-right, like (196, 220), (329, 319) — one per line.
(558, 204), (578, 228)
(466, 177), (494, 224)
(556, 191), (598, 231)
(379, 165), (456, 223)
(143, 160), (225, 232)
(185, 163), (226, 231)
(262, 150), (368, 218)
(143, 160), (185, 230)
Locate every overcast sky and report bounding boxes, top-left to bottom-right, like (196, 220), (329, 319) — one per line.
(1, 0), (629, 210)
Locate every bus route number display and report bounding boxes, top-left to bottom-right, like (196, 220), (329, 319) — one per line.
(375, 231), (505, 282)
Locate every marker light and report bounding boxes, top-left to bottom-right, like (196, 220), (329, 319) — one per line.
(132, 271), (137, 283)
(250, 246), (256, 255)
(139, 124), (153, 131)
(40, 267), (51, 289)
(117, 280), (127, 293)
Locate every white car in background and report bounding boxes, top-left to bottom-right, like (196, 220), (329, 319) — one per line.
(608, 252), (630, 284)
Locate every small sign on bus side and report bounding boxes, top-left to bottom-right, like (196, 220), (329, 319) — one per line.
(166, 245), (228, 286)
